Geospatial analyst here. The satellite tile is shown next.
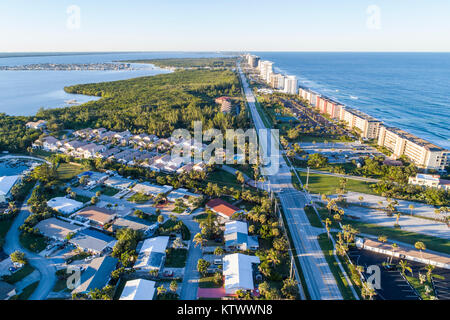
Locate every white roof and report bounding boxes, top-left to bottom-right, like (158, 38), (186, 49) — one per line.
(223, 253), (260, 294)
(119, 279), (156, 300)
(416, 174), (440, 181)
(134, 236), (169, 269)
(132, 183), (173, 196)
(47, 197), (84, 215)
(0, 175), (19, 196)
(167, 188), (201, 202)
(140, 236), (169, 254)
(224, 221), (248, 235)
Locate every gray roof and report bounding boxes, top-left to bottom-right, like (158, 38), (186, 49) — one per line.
(70, 229), (115, 253)
(72, 256), (118, 294)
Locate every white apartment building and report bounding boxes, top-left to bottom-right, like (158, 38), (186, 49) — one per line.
(378, 126), (449, 171)
(284, 75), (298, 95)
(258, 60), (274, 82)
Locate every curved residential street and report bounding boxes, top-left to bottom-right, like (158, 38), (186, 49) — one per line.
(3, 189), (57, 300)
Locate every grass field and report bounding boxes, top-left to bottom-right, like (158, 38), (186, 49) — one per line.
(205, 170), (242, 189)
(14, 281), (39, 300)
(342, 218), (450, 255)
(297, 171), (376, 195)
(317, 233), (358, 300)
(0, 218), (14, 250)
(56, 162), (86, 180)
(165, 248), (188, 268)
(128, 192), (152, 203)
(303, 205), (324, 228)
(19, 232), (48, 253)
(198, 274), (222, 288)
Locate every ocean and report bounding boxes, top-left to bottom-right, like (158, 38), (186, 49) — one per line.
(0, 51), (448, 149)
(253, 52), (450, 149)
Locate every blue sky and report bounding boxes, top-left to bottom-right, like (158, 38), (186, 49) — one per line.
(1, 0), (450, 52)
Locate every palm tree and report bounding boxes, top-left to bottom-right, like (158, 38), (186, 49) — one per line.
(390, 243), (398, 264)
(193, 233), (206, 248)
(378, 235), (387, 243)
(415, 241), (426, 260)
(361, 281), (377, 300)
(169, 280), (178, 293)
(398, 260), (412, 276)
(157, 285), (167, 296)
(425, 264), (435, 282)
(266, 249), (281, 267)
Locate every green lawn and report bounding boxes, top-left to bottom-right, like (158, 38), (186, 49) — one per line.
(128, 193), (152, 203)
(13, 281), (39, 300)
(2, 264), (35, 284)
(165, 248), (188, 268)
(317, 233), (359, 300)
(92, 185), (119, 197)
(303, 205), (324, 228)
(56, 162), (86, 180)
(297, 171), (376, 195)
(205, 170), (242, 189)
(19, 232), (48, 253)
(342, 219), (450, 255)
(198, 274), (222, 288)
(0, 218), (14, 250)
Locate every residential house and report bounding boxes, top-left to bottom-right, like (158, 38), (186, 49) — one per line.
(0, 175), (20, 203)
(134, 236), (170, 271)
(35, 217), (82, 241)
(74, 206), (116, 226)
(46, 197), (84, 215)
(69, 228), (116, 254)
(206, 199), (243, 220)
(224, 221), (259, 251)
(223, 253), (260, 294)
(119, 279), (156, 300)
(72, 256), (118, 294)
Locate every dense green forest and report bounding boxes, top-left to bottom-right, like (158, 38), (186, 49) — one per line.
(123, 57), (237, 69)
(0, 114), (40, 152)
(37, 68), (248, 136)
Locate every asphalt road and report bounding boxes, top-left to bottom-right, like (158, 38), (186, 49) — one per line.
(179, 217), (202, 300)
(239, 65), (342, 300)
(3, 188), (57, 300)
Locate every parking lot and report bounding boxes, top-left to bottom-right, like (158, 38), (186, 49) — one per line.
(349, 248), (450, 300)
(348, 248), (419, 300)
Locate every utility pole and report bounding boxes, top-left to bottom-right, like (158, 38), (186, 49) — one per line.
(306, 166), (310, 190)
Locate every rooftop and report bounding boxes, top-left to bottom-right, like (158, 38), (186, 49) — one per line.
(72, 256), (118, 294)
(384, 126), (446, 151)
(119, 279), (156, 300)
(206, 198), (241, 218)
(75, 206), (116, 225)
(35, 217), (81, 240)
(223, 253), (260, 294)
(0, 175), (20, 196)
(70, 228), (115, 253)
(47, 197), (84, 215)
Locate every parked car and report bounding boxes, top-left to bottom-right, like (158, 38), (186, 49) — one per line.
(163, 270), (174, 277)
(213, 259), (223, 265)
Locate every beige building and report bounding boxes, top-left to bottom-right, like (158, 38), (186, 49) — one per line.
(378, 126), (449, 171)
(339, 107), (381, 139)
(269, 73), (285, 90)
